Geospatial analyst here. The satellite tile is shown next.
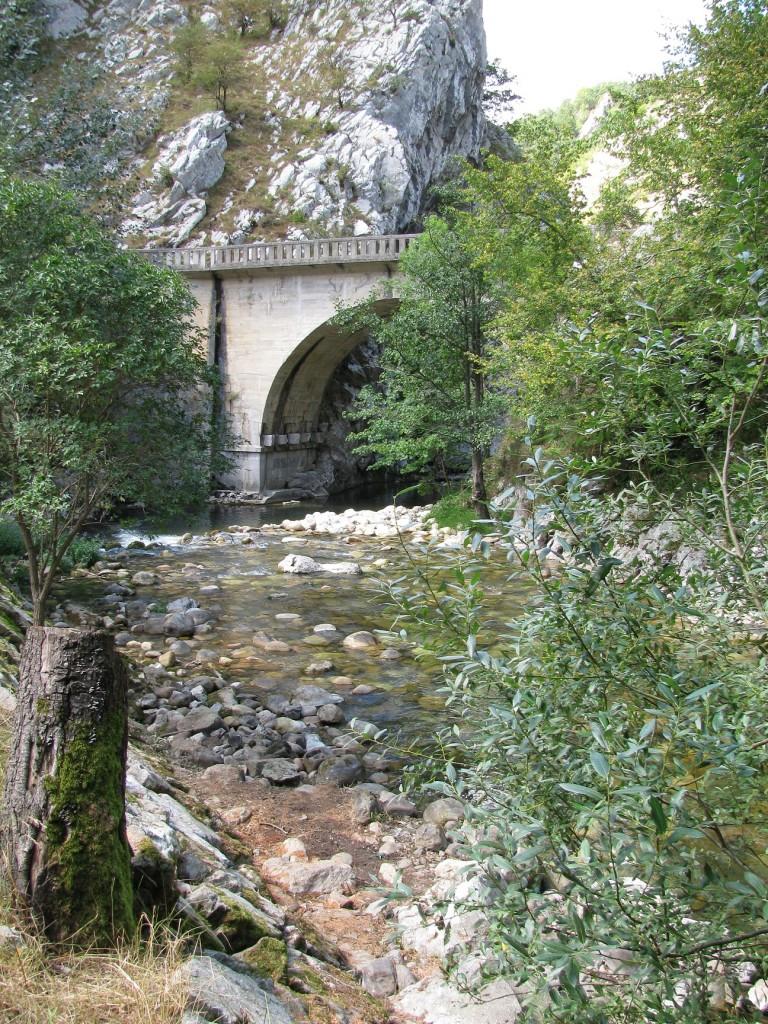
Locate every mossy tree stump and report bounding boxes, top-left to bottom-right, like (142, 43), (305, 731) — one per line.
(1, 626), (135, 945)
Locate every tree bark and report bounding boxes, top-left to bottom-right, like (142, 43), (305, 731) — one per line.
(471, 447), (489, 518)
(1, 627), (134, 946)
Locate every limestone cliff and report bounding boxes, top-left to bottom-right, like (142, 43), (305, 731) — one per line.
(16, 0), (488, 247)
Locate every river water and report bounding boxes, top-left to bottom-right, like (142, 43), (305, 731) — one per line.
(61, 492), (527, 745)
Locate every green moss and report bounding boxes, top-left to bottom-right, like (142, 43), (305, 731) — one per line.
(289, 960), (390, 1024)
(239, 937), (288, 983)
(131, 838), (176, 917)
(41, 709), (134, 946)
(213, 889), (274, 952)
(430, 488), (476, 529)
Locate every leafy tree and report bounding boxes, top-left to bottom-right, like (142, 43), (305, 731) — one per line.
(459, 116), (602, 471)
(0, 177), (221, 624)
(222, 0), (289, 36)
(377, 3), (768, 1018)
(483, 60), (519, 120)
(386, 429), (768, 1021)
(337, 216), (505, 514)
(171, 16), (210, 83)
(192, 33), (246, 112)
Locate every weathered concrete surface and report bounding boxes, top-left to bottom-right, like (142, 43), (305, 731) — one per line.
(186, 260), (400, 492)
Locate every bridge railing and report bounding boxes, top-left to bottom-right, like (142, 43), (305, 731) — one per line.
(139, 233), (419, 272)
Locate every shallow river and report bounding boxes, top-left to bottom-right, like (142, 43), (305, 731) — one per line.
(60, 493), (528, 744)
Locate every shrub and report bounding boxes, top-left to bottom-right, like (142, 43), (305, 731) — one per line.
(384, 443), (768, 1021)
(0, 520), (24, 559)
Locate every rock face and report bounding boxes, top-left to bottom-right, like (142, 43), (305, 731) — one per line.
(126, 112), (230, 245)
(22, 0), (487, 246)
(175, 956), (295, 1024)
(267, 0), (487, 237)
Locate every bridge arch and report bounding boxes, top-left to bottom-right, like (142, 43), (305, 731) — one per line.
(261, 297), (397, 438)
(257, 297), (397, 491)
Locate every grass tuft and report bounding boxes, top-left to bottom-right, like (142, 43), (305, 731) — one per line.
(0, 915), (190, 1024)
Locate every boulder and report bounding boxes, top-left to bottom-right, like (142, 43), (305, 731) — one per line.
(423, 797), (465, 827)
(174, 955), (295, 1024)
(278, 554), (321, 574)
(261, 856), (355, 895)
(155, 111), (229, 195)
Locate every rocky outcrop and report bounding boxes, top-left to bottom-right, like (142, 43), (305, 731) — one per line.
(125, 111), (231, 245)
(20, 0), (487, 245)
(263, 0), (487, 237)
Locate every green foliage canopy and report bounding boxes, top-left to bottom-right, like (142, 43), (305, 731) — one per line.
(0, 178), (220, 622)
(337, 216), (506, 512)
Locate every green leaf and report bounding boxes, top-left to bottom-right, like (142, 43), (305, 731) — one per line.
(590, 751), (610, 779)
(559, 783), (602, 800)
(649, 796), (668, 835)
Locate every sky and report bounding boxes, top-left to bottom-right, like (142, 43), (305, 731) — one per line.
(483, 0), (710, 114)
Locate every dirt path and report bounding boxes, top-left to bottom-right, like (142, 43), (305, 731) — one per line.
(185, 772), (444, 1022)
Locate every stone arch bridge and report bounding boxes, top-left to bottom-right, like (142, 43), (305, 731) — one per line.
(143, 234), (416, 494)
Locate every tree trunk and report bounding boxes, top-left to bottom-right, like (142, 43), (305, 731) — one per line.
(471, 448), (489, 518)
(1, 627), (134, 946)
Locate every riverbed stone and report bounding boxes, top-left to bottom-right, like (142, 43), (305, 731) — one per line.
(316, 754), (363, 786)
(305, 660), (334, 676)
(414, 822), (446, 851)
(378, 792), (418, 817)
(318, 703), (345, 724)
(163, 611), (196, 637)
(292, 684), (344, 706)
(260, 759), (302, 785)
(319, 561), (362, 575)
(361, 956), (398, 997)
(131, 571), (159, 585)
(278, 554), (321, 574)
(351, 789), (377, 825)
(202, 764), (245, 787)
(343, 631), (378, 650)
(423, 798), (466, 827)
(177, 707), (224, 735)
(274, 716), (306, 734)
